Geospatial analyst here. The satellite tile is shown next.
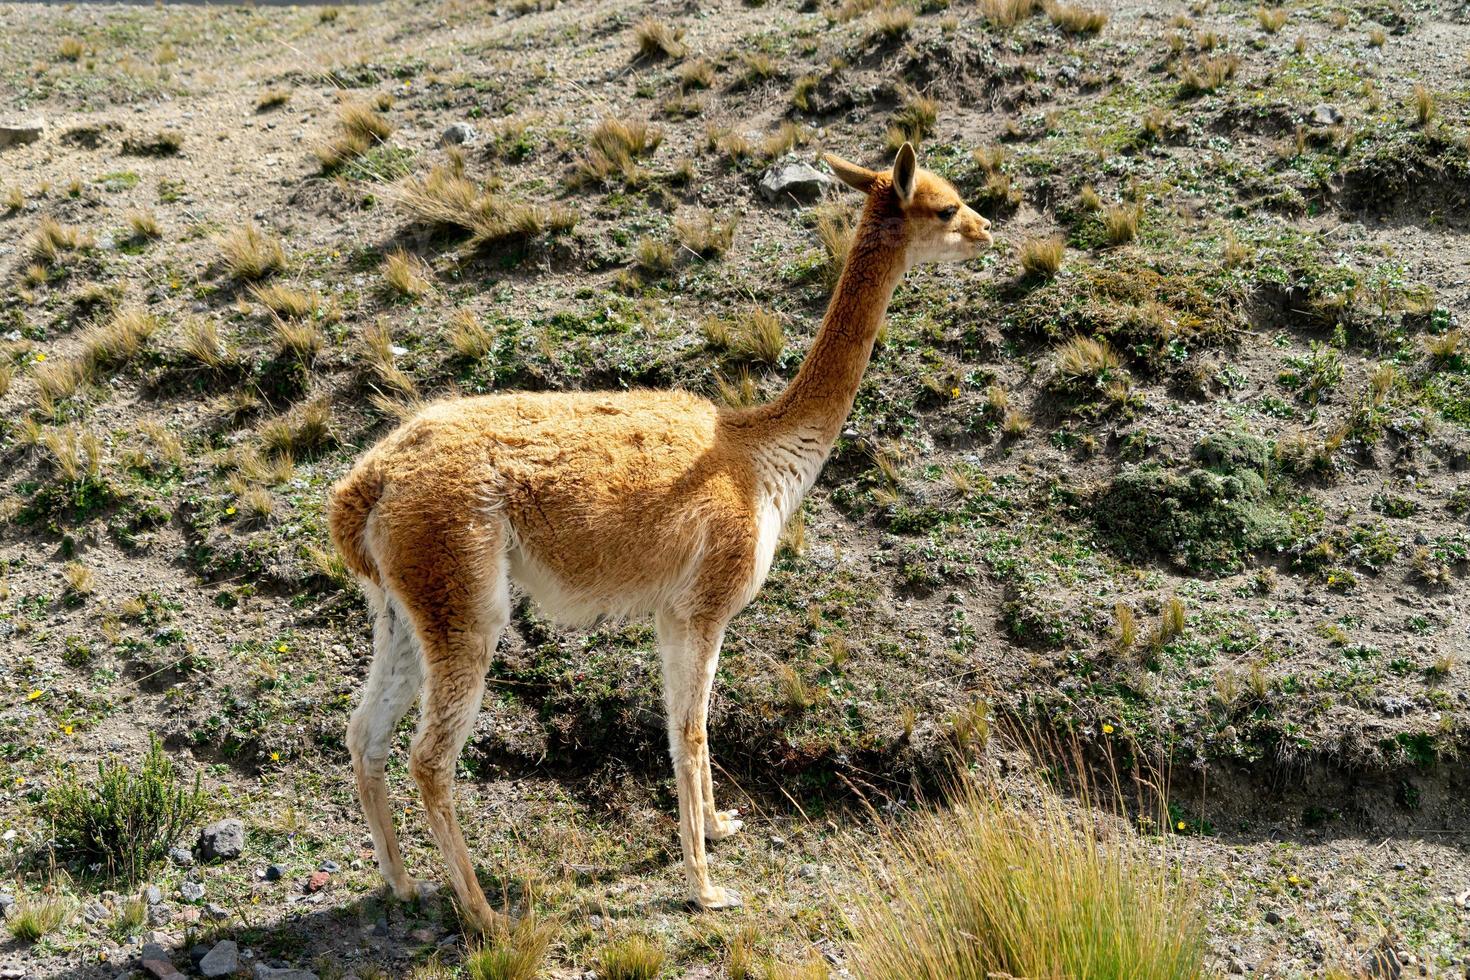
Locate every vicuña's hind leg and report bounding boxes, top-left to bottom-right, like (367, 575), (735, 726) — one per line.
(347, 586), (427, 900)
(387, 513), (511, 936)
(656, 612), (741, 909)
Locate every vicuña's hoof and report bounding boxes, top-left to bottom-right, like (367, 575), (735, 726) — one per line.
(691, 886), (743, 911)
(705, 809), (744, 842)
(392, 878), (439, 903)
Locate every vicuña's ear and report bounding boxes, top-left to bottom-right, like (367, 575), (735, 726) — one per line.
(823, 153), (878, 194)
(892, 142), (917, 205)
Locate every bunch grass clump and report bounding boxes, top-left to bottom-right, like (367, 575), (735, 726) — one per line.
(45, 738), (206, 883)
(574, 117), (664, 186)
(317, 100), (393, 172)
(633, 17), (686, 61)
(219, 223), (286, 281)
(704, 308), (784, 365)
(674, 211), (738, 259)
(1047, 2), (1107, 35)
(847, 765), (1207, 979)
(9, 893), (73, 942)
(30, 217), (92, 266)
(1019, 235), (1065, 278)
(465, 916), (557, 980)
(394, 158), (576, 250)
(596, 935), (666, 980)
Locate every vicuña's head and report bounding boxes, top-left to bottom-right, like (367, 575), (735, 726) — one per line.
(823, 142), (993, 268)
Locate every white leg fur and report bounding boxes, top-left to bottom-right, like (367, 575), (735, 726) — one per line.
(656, 612), (742, 909)
(347, 590), (426, 899)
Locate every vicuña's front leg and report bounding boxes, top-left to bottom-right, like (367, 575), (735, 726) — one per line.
(657, 612), (742, 909)
(693, 631), (742, 843)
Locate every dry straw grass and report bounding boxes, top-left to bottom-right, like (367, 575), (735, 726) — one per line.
(848, 746), (1206, 980)
(633, 17), (685, 61)
(574, 117), (664, 187)
(674, 211), (737, 259)
(1019, 235), (1065, 278)
(316, 101), (393, 172)
(393, 158), (576, 250)
(30, 217), (92, 266)
(219, 223), (285, 281)
(1047, 2), (1107, 35)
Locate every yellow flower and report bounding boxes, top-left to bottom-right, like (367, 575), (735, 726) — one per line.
(1102, 724), (1114, 734)
(225, 506), (237, 516)
(276, 642), (288, 653)
(34, 353), (46, 362)
(13, 775), (23, 786)
(1176, 820), (1187, 831)
(270, 751), (280, 762)
(1287, 874), (1300, 884)
(950, 387), (960, 398)
(60, 724), (74, 735)
(26, 689), (42, 701)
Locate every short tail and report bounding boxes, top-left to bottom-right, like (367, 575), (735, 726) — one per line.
(328, 463), (385, 589)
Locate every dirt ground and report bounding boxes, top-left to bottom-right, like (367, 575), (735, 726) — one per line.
(2, 0), (1470, 976)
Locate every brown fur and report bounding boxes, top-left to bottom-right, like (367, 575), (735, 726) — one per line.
(328, 143), (991, 930)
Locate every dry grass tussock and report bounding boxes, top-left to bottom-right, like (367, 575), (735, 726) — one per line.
(574, 117), (663, 186)
(847, 755), (1207, 979)
(392, 155), (576, 251)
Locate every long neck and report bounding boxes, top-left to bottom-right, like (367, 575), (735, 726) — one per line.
(762, 183), (908, 443)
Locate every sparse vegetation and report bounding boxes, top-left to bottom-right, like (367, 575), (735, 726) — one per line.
(45, 738), (206, 883)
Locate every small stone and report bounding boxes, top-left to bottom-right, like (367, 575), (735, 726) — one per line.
(798, 864), (818, 880)
(200, 940), (240, 978)
(168, 846), (194, 868)
(253, 965), (319, 980)
(139, 943), (181, 979)
(758, 157), (833, 204)
(198, 819), (246, 861)
(318, 860), (341, 873)
(305, 870), (330, 893)
(1308, 104), (1344, 127)
(1264, 910), (1282, 925)
(440, 122), (477, 146)
(0, 118), (45, 150)
(265, 864), (287, 882)
(204, 902), (230, 920)
(409, 926), (438, 943)
(178, 881), (205, 903)
(1361, 947), (1402, 979)
(143, 885), (163, 905)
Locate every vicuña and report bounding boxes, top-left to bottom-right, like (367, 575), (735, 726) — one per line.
(328, 141), (992, 932)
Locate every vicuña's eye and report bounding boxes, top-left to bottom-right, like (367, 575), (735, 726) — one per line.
(937, 206), (958, 222)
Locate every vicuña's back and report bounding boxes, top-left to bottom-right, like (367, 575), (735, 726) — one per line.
(328, 142), (991, 932)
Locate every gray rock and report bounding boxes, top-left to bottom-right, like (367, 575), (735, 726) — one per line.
(200, 940), (240, 978)
(139, 943), (181, 978)
(1264, 909), (1282, 924)
(204, 902), (230, 920)
(0, 118), (44, 150)
(440, 122), (477, 146)
(198, 819), (245, 861)
(1309, 103), (1344, 127)
(253, 966), (319, 980)
(168, 845), (194, 867)
(265, 863), (286, 882)
(1361, 947), (1402, 979)
(758, 158), (833, 204)
(178, 881), (205, 903)
(318, 860), (340, 873)
(142, 885), (163, 905)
